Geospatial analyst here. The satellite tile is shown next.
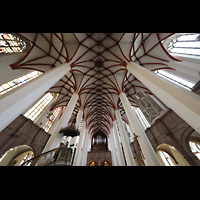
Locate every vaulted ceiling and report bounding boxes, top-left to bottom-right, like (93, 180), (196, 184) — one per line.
(10, 33), (180, 138)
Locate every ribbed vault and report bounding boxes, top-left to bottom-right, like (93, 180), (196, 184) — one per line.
(10, 33), (180, 137)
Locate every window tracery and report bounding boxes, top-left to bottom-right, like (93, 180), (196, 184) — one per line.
(0, 71), (42, 95)
(168, 34), (200, 56)
(0, 33), (26, 54)
(155, 70), (195, 91)
(43, 107), (61, 132)
(24, 93), (54, 121)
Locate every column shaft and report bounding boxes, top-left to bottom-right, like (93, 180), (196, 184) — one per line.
(127, 62), (200, 134)
(0, 62), (71, 132)
(75, 109), (83, 129)
(68, 109), (83, 148)
(115, 109), (136, 166)
(42, 92), (79, 152)
(119, 92), (161, 166)
(80, 129), (89, 166)
(73, 121), (86, 166)
(113, 120), (125, 166)
(109, 130), (118, 166)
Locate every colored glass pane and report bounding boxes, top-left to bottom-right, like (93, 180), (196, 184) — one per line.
(0, 33), (26, 54)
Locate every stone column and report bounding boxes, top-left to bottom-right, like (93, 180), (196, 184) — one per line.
(68, 108), (83, 148)
(112, 120), (125, 166)
(115, 109), (136, 166)
(119, 92), (161, 166)
(73, 120), (86, 166)
(127, 61), (200, 134)
(42, 92), (79, 152)
(80, 129), (89, 166)
(109, 130), (118, 166)
(75, 109), (83, 129)
(0, 62), (71, 132)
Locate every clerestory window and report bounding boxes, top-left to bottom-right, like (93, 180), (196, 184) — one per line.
(0, 71), (42, 95)
(43, 107), (61, 132)
(24, 93), (54, 121)
(168, 34), (200, 56)
(155, 70), (195, 91)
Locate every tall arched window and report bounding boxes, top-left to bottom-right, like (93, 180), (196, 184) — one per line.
(24, 93), (54, 121)
(0, 71), (42, 95)
(189, 141), (200, 161)
(168, 34), (200, 56)
(43, 107), (61, 132)
(0, 33), (26, 54)
(155, 69), (195, 91)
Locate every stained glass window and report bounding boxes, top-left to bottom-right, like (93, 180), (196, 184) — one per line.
(24, 93), (54, 121)
(43, 107), (61, 132)
(0, 71), (42, 95)
(0, 33), (26, 54)
(168, 34), (200, 56)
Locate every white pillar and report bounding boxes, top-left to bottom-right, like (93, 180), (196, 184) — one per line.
(68, 109), (83, 148)
(109, 130), (118, 166)
(115, 109), (136, 166)
(75, 109), (83, 129)
(84, 131), (91, 166)
(127, 62), (200, 134)
(0, 62), (71, 132)
(119, 92), (161, 166)
(42, 92), (79, 152)
(73, 120), (86, 166)
(80, 129), (89, 166)
(112, 129), (119, 165)
(112, 120), (125, 166)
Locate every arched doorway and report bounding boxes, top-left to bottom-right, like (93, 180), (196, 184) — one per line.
(87, 160), (98, 166)
(101, 160), (111, 166)
(156, 144), (190, 166)
(0, 145), (34, 166)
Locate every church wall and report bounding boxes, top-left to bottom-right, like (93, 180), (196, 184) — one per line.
(137, 109), (200, 166)
(0, 53), (33, 85)
(86, 151), (112, 166)
(0, 33), (200, 166)
(0, 114), (50, 157)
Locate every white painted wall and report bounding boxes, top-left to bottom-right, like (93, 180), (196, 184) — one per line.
(0, 53), (33, 85)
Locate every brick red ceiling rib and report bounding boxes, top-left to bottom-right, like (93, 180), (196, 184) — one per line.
(10, 33), (180, 137)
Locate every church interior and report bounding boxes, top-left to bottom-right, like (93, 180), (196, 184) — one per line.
(0, 33), (200, 166)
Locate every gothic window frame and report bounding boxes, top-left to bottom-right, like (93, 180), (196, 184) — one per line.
(0, 71), (42, 95)
(167, 33), (200, 56)
(24, 93), (54, 122)
(0, 33), (27, 54)
(155, 69), (195, 91)
(43, 107), (62, 132)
